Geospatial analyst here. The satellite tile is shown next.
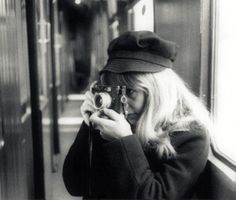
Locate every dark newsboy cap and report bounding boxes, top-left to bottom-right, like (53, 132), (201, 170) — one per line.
(100, 31), (178, 74)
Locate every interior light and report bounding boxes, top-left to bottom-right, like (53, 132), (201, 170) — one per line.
(75, 0), (81, 5)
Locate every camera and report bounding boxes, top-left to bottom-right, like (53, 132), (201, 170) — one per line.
(91, 84), (128, 116)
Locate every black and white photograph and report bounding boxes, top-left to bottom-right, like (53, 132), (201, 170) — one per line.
(0, 0), (235, 200)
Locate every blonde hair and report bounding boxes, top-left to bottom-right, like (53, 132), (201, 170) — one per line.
(100, 69), (211, 159)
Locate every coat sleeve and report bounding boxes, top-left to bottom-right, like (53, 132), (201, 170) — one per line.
(101, 126), (210, 200)
(62, 122), (89, 196)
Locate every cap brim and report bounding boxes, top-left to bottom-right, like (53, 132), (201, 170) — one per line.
(100, 59), (170, 74)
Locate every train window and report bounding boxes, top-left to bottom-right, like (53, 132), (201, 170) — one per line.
(211, 0), (236, 165)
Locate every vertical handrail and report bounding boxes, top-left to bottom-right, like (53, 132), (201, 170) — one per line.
(49, 0), (60, 155)
(25, 0), (45, 199)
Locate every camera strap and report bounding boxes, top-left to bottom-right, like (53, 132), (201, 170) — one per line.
(88, 122), (93, 196)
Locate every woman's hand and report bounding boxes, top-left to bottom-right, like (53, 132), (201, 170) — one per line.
(89, 108), (133, 141)
(80, 90), (96, 126)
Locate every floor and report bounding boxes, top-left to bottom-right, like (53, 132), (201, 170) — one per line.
(51, 100), (83, 200)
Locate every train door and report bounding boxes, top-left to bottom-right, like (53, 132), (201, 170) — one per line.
(0, 0), (34, 200)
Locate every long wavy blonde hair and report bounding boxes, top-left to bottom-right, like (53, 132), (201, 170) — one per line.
(100, 69), (211, 159)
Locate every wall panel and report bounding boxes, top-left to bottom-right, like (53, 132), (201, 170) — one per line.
(154, 0), (201, 95)
(0, 0), (34, 199)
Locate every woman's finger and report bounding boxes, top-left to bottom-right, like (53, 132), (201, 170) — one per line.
(89, 81), (97, 92)
(90, 111), (112, 127)
(81, 102), (95, 114)
(83, 113), (90, 126)
(102, 108), (121, 121)
(85, 90), (94, 99)
(85, 91), (94, 104)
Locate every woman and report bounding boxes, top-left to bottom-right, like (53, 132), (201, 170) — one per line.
(63, 31), (211, 199)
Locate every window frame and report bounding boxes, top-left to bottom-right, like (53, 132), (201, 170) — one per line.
(209, 0), (236, 170)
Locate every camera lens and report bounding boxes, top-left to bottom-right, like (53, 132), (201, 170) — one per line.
(94, 93), (112, 109)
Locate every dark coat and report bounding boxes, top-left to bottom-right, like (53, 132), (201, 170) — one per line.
(63, 121), (210, 199)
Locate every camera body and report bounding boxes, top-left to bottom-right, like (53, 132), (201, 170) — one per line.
(91, 84), (128, 115)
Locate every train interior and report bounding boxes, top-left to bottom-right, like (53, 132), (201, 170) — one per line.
(0, 0), (236, 199)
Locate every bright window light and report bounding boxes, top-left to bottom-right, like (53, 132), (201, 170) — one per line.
(213, 0), (236, 163)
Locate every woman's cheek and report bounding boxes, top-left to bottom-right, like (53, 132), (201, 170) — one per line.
(135, 95), (146, 113)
